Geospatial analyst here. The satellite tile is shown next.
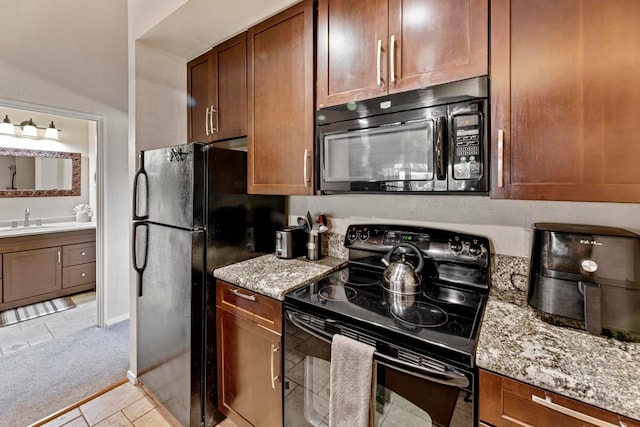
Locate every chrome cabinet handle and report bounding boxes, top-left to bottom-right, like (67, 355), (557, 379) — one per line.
(389, 35), (396, 83)
(205, 106), (210, 135)
(270, 343), (280, 389)
(57, 251), (61, 263)
(376, 39), (383, 86)
(81, 272), (86, 277)
(303, 149), (310, 186)
(532, 395), (621, 427)
(210, 105), (217, 133)
(81, 251), (86, 256)
(230, 288), (256, 302)
(497, 129), (504, 188)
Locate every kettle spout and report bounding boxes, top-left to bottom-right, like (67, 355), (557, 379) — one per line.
(381, 257), (389, 267)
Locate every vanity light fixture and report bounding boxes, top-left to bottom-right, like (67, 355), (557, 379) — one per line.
(20, 118), (38, 138)
(0, 115), (14, 135)
(44, 121), (59, 140)
(0, 114), (62, 139)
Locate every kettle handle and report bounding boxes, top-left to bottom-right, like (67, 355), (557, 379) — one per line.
(383, 243), (425, 274)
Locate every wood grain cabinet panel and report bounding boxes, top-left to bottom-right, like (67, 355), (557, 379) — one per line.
(0, 230), (95, 311)
(187, 33), (248, 144)
(3, 247), (62, 303)
(63, 242), (95, 267)
(247, 0), (315, 195)
(216, 280), (283, 427)
(479, 369), (640, 427)
(63, 262), (96, 289)
(490, 0), (640, 202)
(317, 0), (488, 108)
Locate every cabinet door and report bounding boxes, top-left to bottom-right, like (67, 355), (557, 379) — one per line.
(187, 51), (213, 143)
(3, 247), (62, 303)
(248, 0), (315, 195)
(387, 0), (488, 94)
(479, 369), (640, 427)
(211, 32), (248, 142)
(491, 0), (640, 202)
(316, 0), (388, 108)
(217, 308), (282, 427)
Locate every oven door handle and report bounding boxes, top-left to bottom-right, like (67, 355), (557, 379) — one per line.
(286, 311), (470, 389)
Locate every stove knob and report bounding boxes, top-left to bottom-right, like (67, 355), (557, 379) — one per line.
(360, 230), (370, 241)
(449, 240), (463, 254)
(469, 243), (482, 257)
(347, 229), (358, 242)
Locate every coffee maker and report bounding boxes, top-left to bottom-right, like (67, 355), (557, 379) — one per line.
(528, 223), (640, 340)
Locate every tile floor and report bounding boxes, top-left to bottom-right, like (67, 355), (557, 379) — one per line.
(0, 291), (97, 357)
(38, 382), (238, 427)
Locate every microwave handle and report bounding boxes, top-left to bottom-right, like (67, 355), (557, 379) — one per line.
(435, 117), (447, 180)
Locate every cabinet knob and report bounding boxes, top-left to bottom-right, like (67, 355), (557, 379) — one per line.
(81, 272), (86, 277)
(81, 252), (86, 256)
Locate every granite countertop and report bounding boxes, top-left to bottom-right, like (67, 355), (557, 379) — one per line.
(478, 255), (640, 421)
(0, 221), (96, 239)
(213, 254), (347, 301)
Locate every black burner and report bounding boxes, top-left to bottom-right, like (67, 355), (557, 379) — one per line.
(390, 302), (449, 327)
(425, 287), (467, 305)
(318, 285), (357, 301)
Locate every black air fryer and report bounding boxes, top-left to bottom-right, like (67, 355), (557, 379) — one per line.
(528, 223), (640, 340)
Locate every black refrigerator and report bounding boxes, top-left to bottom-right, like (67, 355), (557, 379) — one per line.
(132, 143), (285, 427)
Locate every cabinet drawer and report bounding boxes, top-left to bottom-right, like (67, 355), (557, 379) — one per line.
(216, 280), (282, 333)
(479, 369), (640, 427)
(63, 242), (95, 266)
(63, 263), (96, 288)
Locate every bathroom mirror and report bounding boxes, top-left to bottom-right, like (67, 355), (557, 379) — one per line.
(0, 147), (80, 197)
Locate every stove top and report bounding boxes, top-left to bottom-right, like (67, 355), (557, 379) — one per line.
(284, 224), (492, 368)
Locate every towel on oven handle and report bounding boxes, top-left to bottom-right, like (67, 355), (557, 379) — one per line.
(328, 334), (376, 427)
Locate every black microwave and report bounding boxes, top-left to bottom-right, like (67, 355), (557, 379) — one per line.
(316, 77), (489, 194)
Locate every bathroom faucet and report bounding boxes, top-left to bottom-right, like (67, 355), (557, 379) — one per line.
(24, 208), (30, 227)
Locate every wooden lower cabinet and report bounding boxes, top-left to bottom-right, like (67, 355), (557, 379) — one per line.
(0, 229), (96, 311)
(3, 247), (62, 303)
(479, 369), (640, 427)
(216, 280), (282, 427)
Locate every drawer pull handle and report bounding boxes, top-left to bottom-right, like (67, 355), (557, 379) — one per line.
(532, 395), (620, 427)
(81, 272), (86, 277)
(376, 39), (383, 86)
(81, 252), (86, 256)
(497, 129), (504, 188)
(230, 289), (256, 302)
(58, 251), (61, 263)
(270, 343), (280, 389)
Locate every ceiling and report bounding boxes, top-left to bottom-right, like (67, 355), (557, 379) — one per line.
(138, 0), (299, 61)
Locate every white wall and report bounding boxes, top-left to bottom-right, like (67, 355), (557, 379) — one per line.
(0, 0), (130, 324)
(290, 195), (640, 257)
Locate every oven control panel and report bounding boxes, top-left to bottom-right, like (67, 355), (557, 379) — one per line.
(344, 224), (490, 267)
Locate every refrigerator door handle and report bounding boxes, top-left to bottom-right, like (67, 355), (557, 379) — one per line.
(132, 222), (149, 297)
(133, 151), (149, 220)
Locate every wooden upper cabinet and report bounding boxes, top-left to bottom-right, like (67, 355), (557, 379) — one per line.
(317, 0), (488, 108)
(187, 51), (212, 143)
(491, 0), (640, 202)
(247, 0), (315, 195)
(187, 33), (247, 143)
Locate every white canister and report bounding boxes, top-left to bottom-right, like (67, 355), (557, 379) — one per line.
(75, 212), (90, 222)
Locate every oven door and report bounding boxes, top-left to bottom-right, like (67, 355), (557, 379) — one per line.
(318, 108), (448, 193)
(283, 310), (475, 427)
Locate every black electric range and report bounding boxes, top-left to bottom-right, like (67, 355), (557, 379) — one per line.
(284, 224), (492, 368)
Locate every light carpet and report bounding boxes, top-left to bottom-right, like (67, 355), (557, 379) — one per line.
(0, 320), (129, 427)
(0, 297), (76, 327)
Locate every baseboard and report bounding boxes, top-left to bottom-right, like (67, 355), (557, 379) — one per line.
(127, 369), (138, 384)
(105, 313), (130, 326)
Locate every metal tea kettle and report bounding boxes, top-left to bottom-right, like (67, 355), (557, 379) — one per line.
(381, 243), (425, 294)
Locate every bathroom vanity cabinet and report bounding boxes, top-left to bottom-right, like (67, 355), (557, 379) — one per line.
(0, 229), (96, 311)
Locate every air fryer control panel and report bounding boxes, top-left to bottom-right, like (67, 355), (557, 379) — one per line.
(452, 113), (483, 180)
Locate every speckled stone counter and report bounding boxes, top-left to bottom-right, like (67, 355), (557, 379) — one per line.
(478, 255), (640, 421)
(213, 254), (347, 300)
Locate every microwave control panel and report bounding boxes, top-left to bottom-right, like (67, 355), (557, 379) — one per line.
(452, 113), (483, 180)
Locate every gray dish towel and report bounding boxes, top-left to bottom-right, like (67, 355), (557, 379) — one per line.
(328, 334), (376, 427)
